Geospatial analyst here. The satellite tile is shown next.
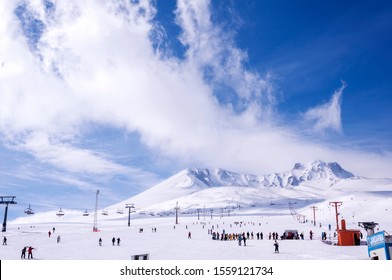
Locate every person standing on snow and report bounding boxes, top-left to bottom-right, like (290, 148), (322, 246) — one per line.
(112, 237), (115, 246)
(21, 247), (27, 259)
(117, 238), (121, 246)
(2, 236), (7, 245)
(99, 238), (102, 246)
(243, 233), (247, 246)
(273, 240), (279, 253)
(27, 246), (35, 259)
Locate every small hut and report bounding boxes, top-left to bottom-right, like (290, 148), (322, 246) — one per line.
(337, 219), (361, 246)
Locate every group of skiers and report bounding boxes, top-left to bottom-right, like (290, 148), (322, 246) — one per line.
(112, 237), (121, 246)
(211, 231), (264, 242)
(21, 246), (35, 259)
(17, 227), (60, 260)
(98, 237), (121, 246)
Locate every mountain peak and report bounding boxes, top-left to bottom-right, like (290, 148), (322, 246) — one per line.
(304, 160), (355, 179)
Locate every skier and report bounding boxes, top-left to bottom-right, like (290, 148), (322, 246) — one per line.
(117, 237), (121, 246)
(2, 236), (7, 245)
(27, 246), (34, 259)
(112, 237), (115, 246)
(99, 238), (102, 246)
(21, 247), (27, 259)
(273, 240), (279, 253)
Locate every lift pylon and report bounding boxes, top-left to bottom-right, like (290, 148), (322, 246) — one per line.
(0, 196), (17, 232)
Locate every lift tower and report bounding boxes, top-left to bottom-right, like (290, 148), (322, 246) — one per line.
(310, 206), (318, 226)
(329, 201), (343, 230)
(174, 202), (180, 225)
(93, 190), (99, 232)
(1, 196), (17, 232)
(125, 203), (135, 227)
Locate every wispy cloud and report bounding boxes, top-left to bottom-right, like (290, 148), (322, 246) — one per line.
(175, 0), (274, 116)
(304, 81), (346, 134)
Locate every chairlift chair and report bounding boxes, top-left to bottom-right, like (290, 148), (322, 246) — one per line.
(24, 204), (34, 215)
(56, 208), (65, 216)
(116, 209), (124, 214)
(101, 210), (108, 216)
(83, 209), (90, 216)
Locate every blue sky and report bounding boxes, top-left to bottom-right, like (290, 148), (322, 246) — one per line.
(0, 0), (391, 219)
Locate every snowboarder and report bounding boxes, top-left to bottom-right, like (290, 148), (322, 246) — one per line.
(21, 247), (27, 259)
(112, 237), (115, 246)
(273, 240), (279, 253)
(99, 238), (102, 246)
(2, 236), (7, 245)
(117, 238), (121, 246)
(27, 246), (34, 259)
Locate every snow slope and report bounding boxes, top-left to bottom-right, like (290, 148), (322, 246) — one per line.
(2, 160), (391, 260)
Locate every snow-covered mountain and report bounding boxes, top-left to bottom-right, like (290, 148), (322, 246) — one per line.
(182, 160), (355, 189)
(108, 160), (374, 215)
(11, 160), (392, 225)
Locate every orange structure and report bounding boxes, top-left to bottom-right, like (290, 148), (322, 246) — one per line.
(337, 219), (361, 246)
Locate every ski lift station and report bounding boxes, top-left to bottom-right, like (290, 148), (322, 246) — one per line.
(337, 219), (361, 246)
(367, 231), (392, 260)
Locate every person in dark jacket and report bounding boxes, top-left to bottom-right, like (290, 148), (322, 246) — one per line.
(112, 237), (115, 246)
(273, 240), (279, 253)
(21, 247), (27, 259)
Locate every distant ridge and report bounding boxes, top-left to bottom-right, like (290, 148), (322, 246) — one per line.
(183, 160), (355, 189)
(109, 161), (359, 213)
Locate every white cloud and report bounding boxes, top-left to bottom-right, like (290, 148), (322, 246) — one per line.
(304, 82), (346, 133)
(0, 0), (391, 195)
(175, 0), (274, 115)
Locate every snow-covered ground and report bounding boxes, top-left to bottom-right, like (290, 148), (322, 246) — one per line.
(0, 211), (379, 260)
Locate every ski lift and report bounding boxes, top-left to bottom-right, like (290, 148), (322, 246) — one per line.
(83, 209), (90, 216)
(24, 204), (34, 215)
(56, 208), (65, 217)
(101, 209), (108, 216)
(116, 209), (124, 214)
